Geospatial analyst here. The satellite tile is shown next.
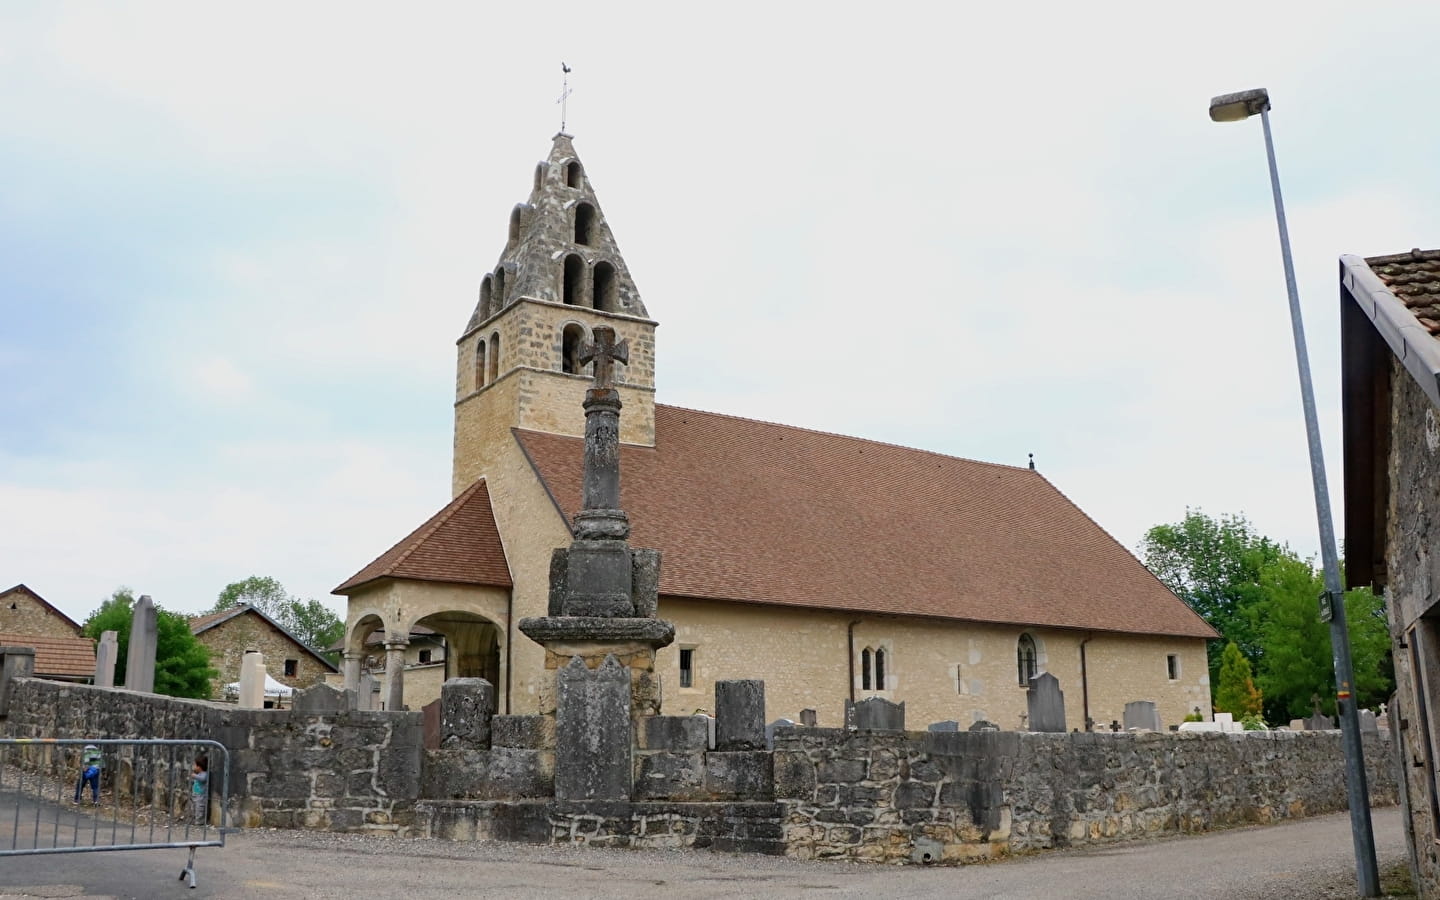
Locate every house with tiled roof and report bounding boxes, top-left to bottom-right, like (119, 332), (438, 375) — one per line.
(334, 135), (1217, 727)
(1340, 248), (1440, 894)
(0, 585), (93, 682)
(189, 605), (338, 700)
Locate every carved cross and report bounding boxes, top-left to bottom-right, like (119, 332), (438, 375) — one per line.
(578, 326), (628, 390)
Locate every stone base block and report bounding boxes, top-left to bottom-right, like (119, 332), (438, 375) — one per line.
(704, 751), (775, 801)
(492, 715), (556, 750)
(633, 751), (707, 801)
(642, 715), (709, 752)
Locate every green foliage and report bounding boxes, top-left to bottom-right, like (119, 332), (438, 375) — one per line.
(82, 587), (217, 699)
(1182, 711), (1204, 723)
(1214, 641), (1264, 716)
(1240, 714), (1268, 731)
(214, 576), (344, 660)
(1140, 511), (1286, 682)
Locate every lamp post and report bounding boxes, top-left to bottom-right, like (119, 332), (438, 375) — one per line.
(1208, 87), (1379, 897)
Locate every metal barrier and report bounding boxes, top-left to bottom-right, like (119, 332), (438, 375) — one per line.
(0, 738), (231, 889)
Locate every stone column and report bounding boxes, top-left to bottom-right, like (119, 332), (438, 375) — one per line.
(237, 650), (266, 709)
(94, 630), (118, 688)
(0, 646), (36, 717)
(574, 389), (629, 540)
(123, 595), (157, 693)
(384, 641), (408, 711)
(342, 652), (362, 692)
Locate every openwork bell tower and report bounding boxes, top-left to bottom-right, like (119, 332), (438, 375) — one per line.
(452, 134), (658, 494)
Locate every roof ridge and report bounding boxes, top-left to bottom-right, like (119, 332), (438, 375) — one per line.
(653, 404), (1035, 472)
(1365, 247), (1440, 265)
(375, 480), (484, 581)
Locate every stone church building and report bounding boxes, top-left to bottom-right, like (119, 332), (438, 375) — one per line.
(335, 134), (1216, 728)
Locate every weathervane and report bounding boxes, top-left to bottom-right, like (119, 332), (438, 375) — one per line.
(556, 62), (573, 133)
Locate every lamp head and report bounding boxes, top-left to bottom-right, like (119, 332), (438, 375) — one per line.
(1209, 88), (1271, 123)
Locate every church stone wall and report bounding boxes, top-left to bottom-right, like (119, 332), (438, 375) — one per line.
(656, 597), (1209, 732)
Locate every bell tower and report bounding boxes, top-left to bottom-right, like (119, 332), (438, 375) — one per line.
(452, 134), (658, 494)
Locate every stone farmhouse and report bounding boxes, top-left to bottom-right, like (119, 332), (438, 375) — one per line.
(188, 605), (337, 700)
(0, 584), (94, 682)
(335, 134), (1217, 729)
(1340, 248), (1440, 897)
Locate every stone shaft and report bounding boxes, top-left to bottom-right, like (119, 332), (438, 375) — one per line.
(123, 595), (157, 693)
(555, 655), (631, 801)
(574, 391), (629, 540)
(440, 677), (495, 749)
(715, 680), (766, 750)
(237, 650), (266, 709)
(94, 630), (118, 688)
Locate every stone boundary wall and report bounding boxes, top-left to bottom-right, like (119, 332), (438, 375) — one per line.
(0, 678), (421, 834)
(773, 728), (1398, 862)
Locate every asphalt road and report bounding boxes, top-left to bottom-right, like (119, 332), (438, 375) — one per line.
(0, 807), (1408, 900)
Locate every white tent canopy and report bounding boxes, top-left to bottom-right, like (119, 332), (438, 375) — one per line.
(225, 674), (294, 697)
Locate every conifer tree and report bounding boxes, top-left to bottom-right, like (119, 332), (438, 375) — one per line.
(1214, 641), (1263, 717)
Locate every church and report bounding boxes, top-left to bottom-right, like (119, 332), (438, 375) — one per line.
(334, 134), (1216, 729)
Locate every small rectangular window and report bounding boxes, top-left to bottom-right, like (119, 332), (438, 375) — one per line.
(1166, 654), (1180, 681)
(679, 648), (694, 689)
(284, 659), (298, 677)
(418, 649), (432, 664)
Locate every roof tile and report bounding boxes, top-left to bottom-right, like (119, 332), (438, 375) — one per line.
(1366, 248), (1440, 338)
(0, 633), (96, 677)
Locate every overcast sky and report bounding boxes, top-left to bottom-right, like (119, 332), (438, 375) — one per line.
(3, 2), (1436, 624)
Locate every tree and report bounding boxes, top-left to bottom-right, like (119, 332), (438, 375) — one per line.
(82, 588), (218, 700)
(213, 576), (344, 661)
(1214, 641), (1264, 717)
(1140, 510), (1286, 682)
(1255, 554), (1393, 720)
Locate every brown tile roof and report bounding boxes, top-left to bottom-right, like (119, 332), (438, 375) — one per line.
(333, 479), (512, 594)
(1, 584), (83, 635)
(514, 405), (1218, 640)
(0, 633), (96, 678)
(186, 608), (233, 632)
(1366, 249), (1440, 337)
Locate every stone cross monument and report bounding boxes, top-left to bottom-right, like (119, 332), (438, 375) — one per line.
(519, 325), (674, 800)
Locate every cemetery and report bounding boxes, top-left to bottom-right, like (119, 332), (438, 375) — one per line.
(0, 330), (1399, 864)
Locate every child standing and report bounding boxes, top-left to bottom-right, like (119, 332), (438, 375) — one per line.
(189, 754), (209, 826)
(73, 744), (101, 805)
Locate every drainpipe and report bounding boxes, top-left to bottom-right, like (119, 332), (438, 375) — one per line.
(1080, 633), (1093, 731)
(846, 620), (861, 703)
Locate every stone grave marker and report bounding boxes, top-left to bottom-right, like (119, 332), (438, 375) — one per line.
(764, 717), (795, 750)
(555, 655), (631, 801)
(852, 696), (905, 731)
(94, 630), (118, 688)
(123, 594), (157, 693)
(968, 719), (999, 732)
(356, 672), (377, 711)
(293, 682), (351, 715)
(1025, 672), (1066, 732)
(799, 708), (817, 727)
(1358, 709), (1378, 734)
(715, 680), (765, 750)
(237, 650), (266, 709)
(928, 720), (960, 732)
(1123, 700), (1163, 732)
(440, 677), (495, 749)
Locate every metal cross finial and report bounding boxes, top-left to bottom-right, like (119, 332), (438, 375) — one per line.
(556, 62), (573, 132)
(578, 326), (628, 391)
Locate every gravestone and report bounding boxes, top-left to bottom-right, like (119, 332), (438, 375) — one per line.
(715, 680), (766, 750)
(968, 719), (999, 732)
(1304, 711), (1335, 731)
(356, 673), (377, 711)
(293, 682), (351, 715)
(0, 647), (36, 717)
(440, 677), (495, 749)
(928, 720), (960, 732)
(94, 630), (118, 688)
(1025, 672), (1066, 732)
(555, 655), (631, 801)
(799, 708), (817, 727)
(237, 650), (266, 709)
(764, 717), (795, 750)
(1123, 700), (1163, 732)
(123, 594), (157, 693)
(1358, 709), (1378, 734)
(852, 696), (906, 731)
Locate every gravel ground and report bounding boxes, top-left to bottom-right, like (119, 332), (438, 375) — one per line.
(0, 806), (1415, 899)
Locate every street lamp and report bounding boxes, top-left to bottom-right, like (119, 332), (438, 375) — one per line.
(1208, 87), (1379, 897)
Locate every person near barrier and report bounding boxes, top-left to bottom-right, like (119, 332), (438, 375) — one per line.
(73, 744), (101, 805)
(189, 753), (209, 825)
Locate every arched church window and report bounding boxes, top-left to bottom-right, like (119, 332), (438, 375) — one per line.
(562, 254), (585, 307)
(861, 648), (873, 692)
(593, 261), (616, 312)
(475, 340), (487, 390)
(479, 276), (493, 320)
(509, 206), (523, 245)
(874, 647), (887, 690)
(488, 332), (500, 385)
(566, 160), (583, 188)
(1017, 633), (1037, 686)
(494, 268), (507, 308)
(575, 203), (595, 246)
(534, 162), (546, 193)
(562, 324), (586, 375)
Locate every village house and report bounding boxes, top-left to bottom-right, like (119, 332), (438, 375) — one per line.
(1340, 248), (1440, 896)
(0, 584), (95, 683)
(335, 135), (1217, 728)
(188, 605), (337, 700)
